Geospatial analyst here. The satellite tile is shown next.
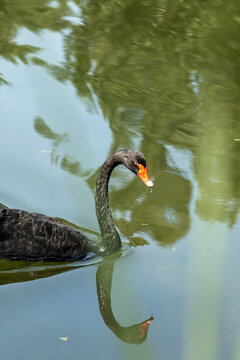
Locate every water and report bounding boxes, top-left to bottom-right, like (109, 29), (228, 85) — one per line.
(0, 1), (240, 359)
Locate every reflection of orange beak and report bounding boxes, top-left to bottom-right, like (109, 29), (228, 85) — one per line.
(139, 316), (154, 337)
(137, 164), (154, 188)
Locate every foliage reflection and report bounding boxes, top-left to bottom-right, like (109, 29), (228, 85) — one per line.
(1, 0), (240, 243)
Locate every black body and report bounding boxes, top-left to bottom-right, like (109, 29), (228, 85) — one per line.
(0, 149), (147, 261)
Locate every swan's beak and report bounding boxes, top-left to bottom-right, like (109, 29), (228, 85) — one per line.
(137, 164), (154, 188)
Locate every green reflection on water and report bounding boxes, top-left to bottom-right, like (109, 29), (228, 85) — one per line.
(1, 0), (240, 359)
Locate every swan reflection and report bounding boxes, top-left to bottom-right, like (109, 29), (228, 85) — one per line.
(96, 260), (153, 344)
(0, 256), (153, 344)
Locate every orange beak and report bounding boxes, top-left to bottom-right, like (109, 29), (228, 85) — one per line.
(137, 164), (154, 188)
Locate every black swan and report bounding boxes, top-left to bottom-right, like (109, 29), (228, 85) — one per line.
(0, 149), (153, 261)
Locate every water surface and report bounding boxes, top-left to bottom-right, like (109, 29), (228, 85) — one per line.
(0, 1), (240, 359)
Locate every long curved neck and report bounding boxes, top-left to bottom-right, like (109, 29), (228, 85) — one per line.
(95, 154), (121, 255)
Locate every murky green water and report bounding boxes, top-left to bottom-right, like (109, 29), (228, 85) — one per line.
(0, 1), (240, 359)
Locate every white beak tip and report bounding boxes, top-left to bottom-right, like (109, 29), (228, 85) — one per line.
(146, 180), (154, 188)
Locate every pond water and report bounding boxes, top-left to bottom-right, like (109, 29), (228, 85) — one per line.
(0, 1), (240, 359)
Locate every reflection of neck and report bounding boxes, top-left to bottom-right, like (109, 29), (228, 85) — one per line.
(96, 262), (119, 332)
(96, 262), (152, 344)
(95, 155), (121, 254)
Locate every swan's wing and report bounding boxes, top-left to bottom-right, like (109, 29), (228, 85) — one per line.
(0, 208), (89, 260)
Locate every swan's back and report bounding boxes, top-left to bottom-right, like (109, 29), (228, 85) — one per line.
(0, 208), (89, 261)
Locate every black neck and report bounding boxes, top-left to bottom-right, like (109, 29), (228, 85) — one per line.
(95, 154), (121, 255)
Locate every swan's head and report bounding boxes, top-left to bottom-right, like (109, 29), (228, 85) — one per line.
(117, 149), (154, 188)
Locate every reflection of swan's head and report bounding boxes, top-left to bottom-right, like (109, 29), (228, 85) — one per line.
(117, 316), (154, 344)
